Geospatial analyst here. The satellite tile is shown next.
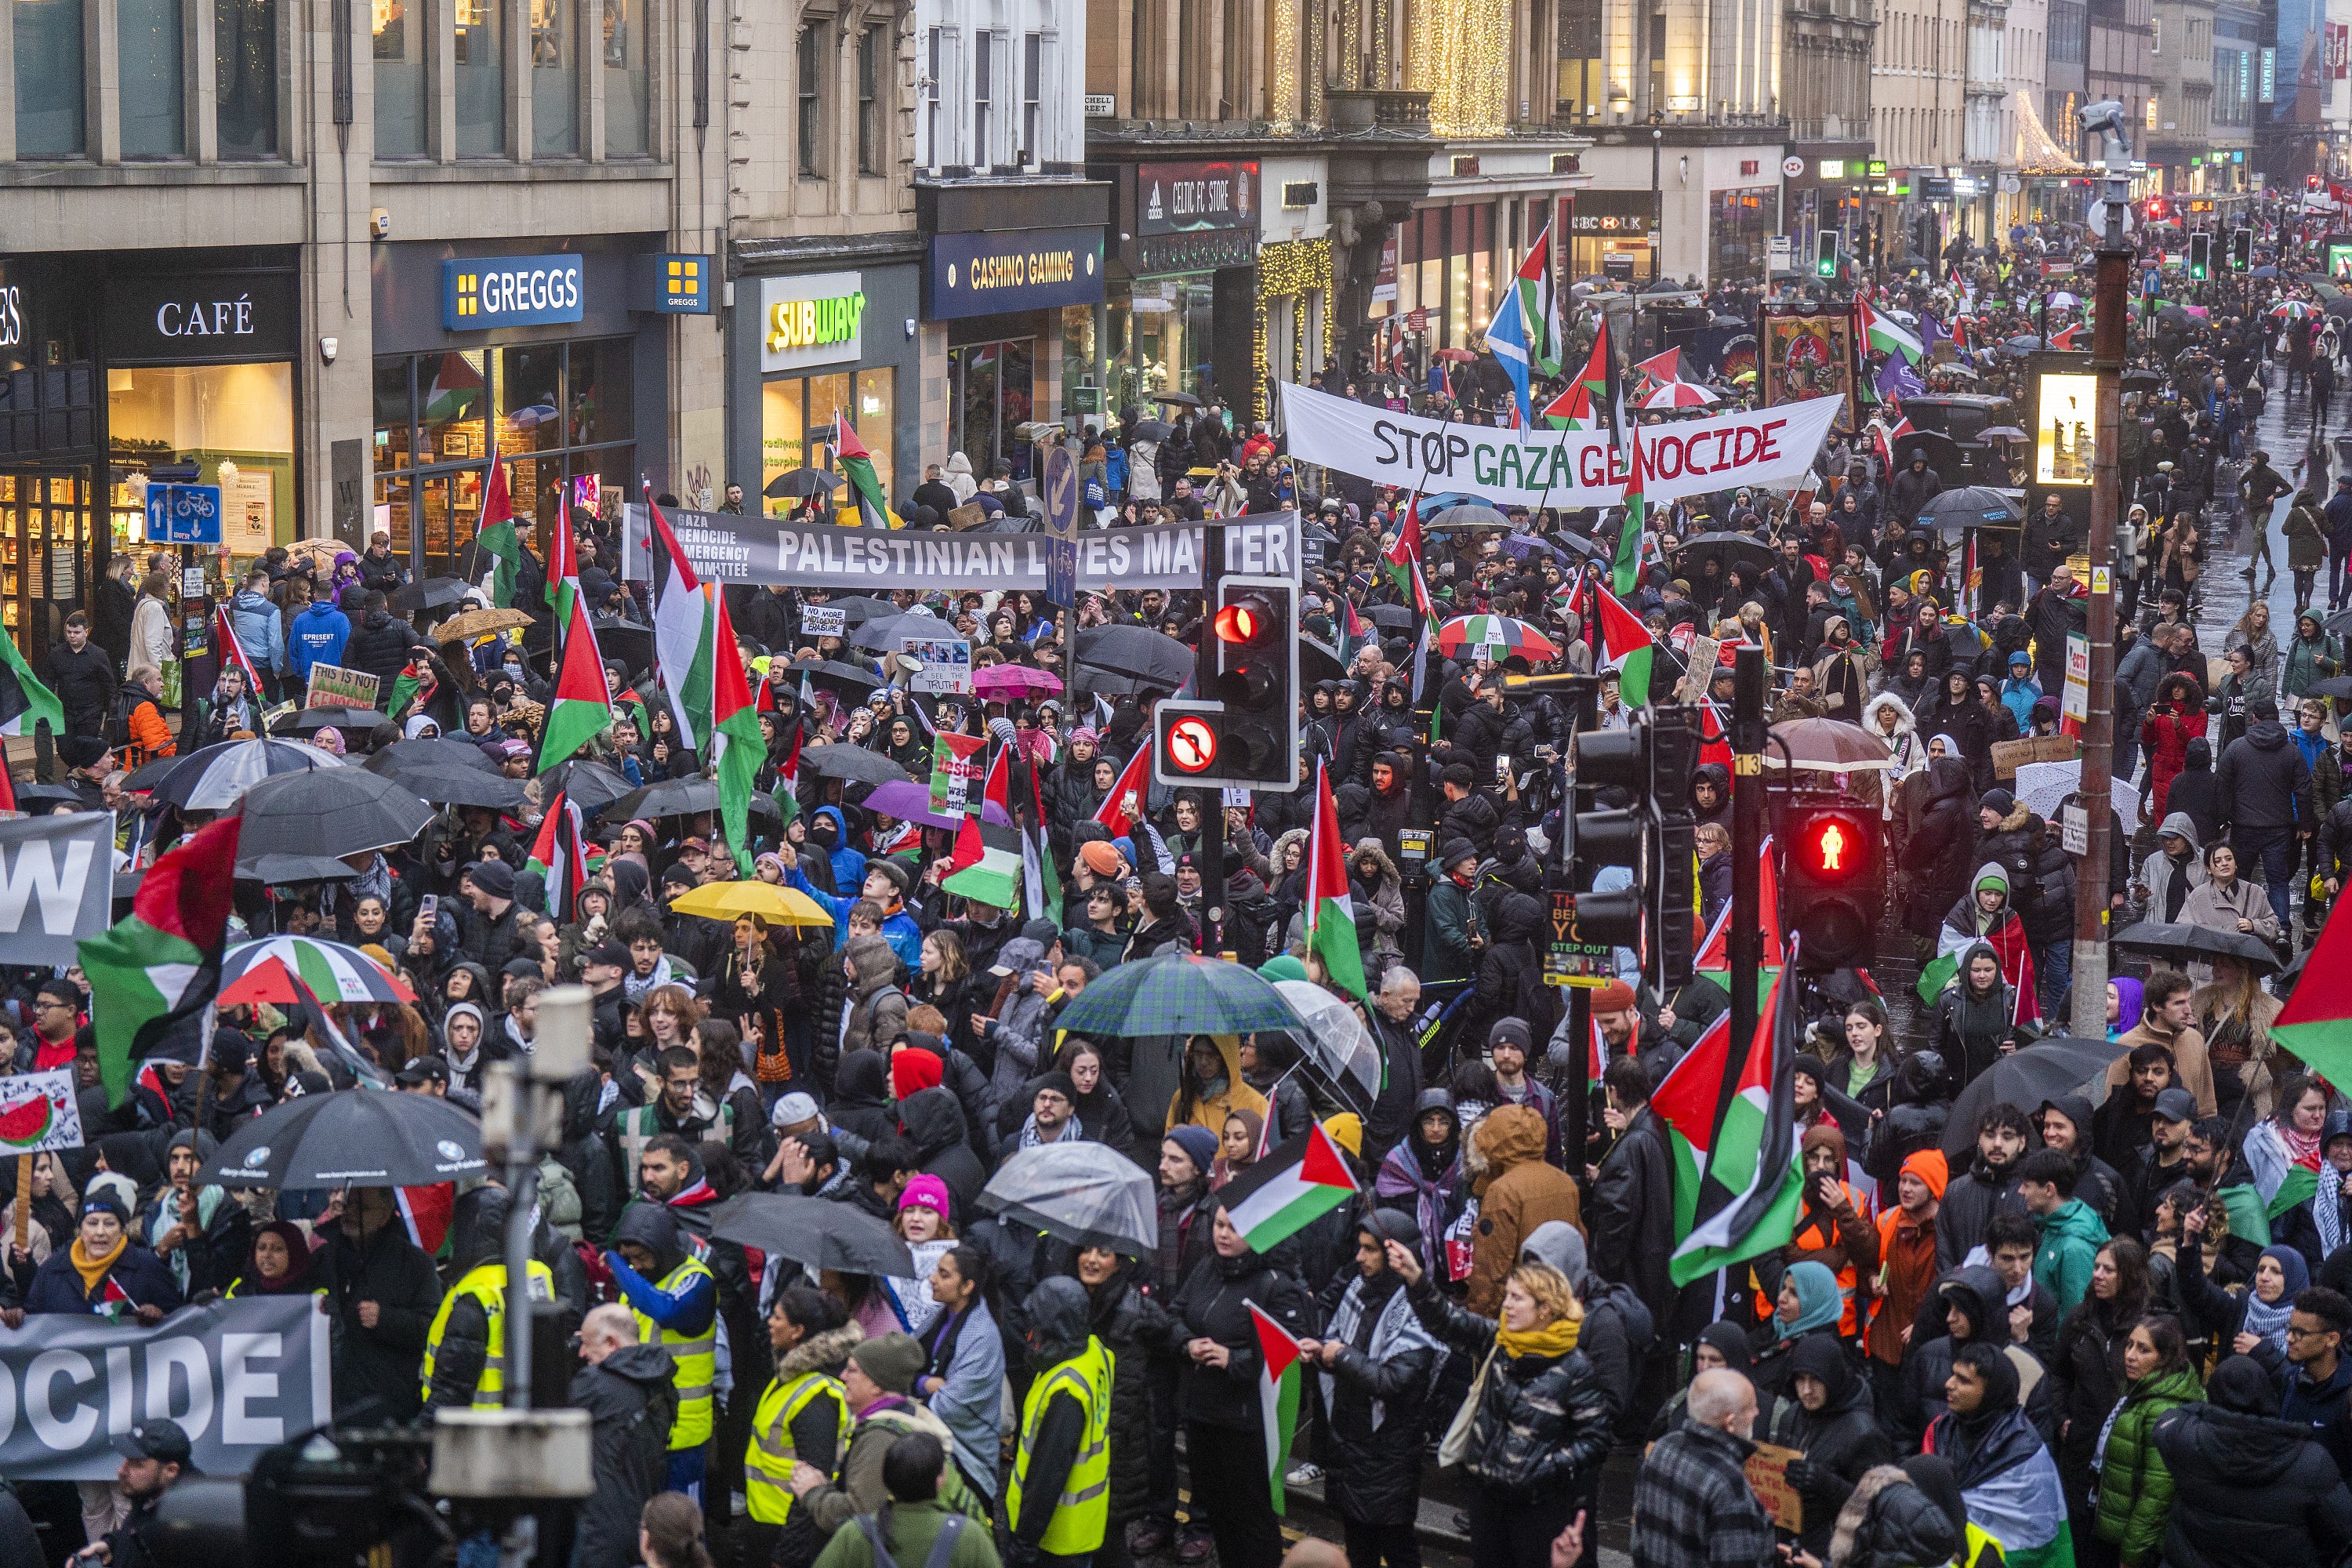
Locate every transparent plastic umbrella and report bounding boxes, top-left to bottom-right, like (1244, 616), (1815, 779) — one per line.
(1272, 979), (1383, 1113)
(980, 1143), (1159, 1256)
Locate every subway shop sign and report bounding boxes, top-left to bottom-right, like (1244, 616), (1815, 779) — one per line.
(760, 272), (867, 372)
(442, 253), (586, 330)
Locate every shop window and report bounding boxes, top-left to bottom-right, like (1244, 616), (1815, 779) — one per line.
(857, 24), (882, 175)
(119, 0), (188, 158)
(855, 367), (895, 502)
(14, 0), (86, 157)
(797, 23), (822, 177)
(456, 0), (507, 156)
(500, 345), (564, 452)
(376, 474), (413, 559)
(420, 349), (487, 466)
(108, 364), (295, 558)
(603, 0), (648, 155)
(760, 369), (893, 517)
(924, 27), (940, 165)
(216, 0), (278, 158)
(762, 379), (805, 507)
(533, 0), (579, 154)
(947, 341), (1033, 482)
(973, 30), (990, 168)
(374, 356), (415, 470)
(569, 338), (633, 445)
(373, 0), (426, 155)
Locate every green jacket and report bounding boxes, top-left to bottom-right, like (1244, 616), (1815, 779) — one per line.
(1422, 878), (1477, 982)
(2031, 1199), (2110, 1317)
(812, 1500), (1004, 1568)
(2092, 1366), (2204, 1563)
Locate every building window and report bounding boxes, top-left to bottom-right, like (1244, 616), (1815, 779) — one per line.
(797, 22), (822, 177)
(375, 0), (426, 156)
(1021, 31), (1040, 161)
(761, 368), (895, 516)
(603, 0), (648, 155)
(119, 0), (187, 158)
(924, 27), (941, 164)
(456, 0), (507, 155)
(216, 0), (278, 158)
(858, 24), (882, 174)
(973, 29), (991, 168)
(13, 0), (86, 156)
(533, 0), (579, 154)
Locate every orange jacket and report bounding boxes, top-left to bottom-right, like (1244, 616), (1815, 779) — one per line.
(123, 694), (176, 770)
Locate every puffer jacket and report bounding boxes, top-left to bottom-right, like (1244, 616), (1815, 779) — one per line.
(568, 1341), (678, 1568)
(1404, 1275), (1612, 1496)
(1465, 1104), (1582, 1317)
(1821, 1466), (1965, 1568)
(1168, 1247), (1314, 1432)
(227, 587), (287, 676)
(2093, 1365), (2204, 1563)
(1080, 1263), (1170, 1529)
(841, 935), (909, 1058)
(2154, 1396), (2352, 1568)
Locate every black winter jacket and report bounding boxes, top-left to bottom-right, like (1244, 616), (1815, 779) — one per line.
(1169, 1250), (1315, 1431)
(2154, 1399), (2352, 1568)
(568, 1341), (679, 1568)
(901, 1086), (989, 1224)
(344, 608), (420, 688)
(319, 1210), (445, 1421)
(1405, 1275), (1612, 1496)
(1319, 1273), (1443, 1525)
(46, 639), (117, 731)
(2217, 720), (2318, 833)
(1082, 1267), (1170, 1527)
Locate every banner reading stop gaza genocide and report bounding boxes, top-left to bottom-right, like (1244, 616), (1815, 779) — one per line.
(0, 1296), (329, 1479)
(620, 506), (1300, 592)
(1275, 381), (1843, 506)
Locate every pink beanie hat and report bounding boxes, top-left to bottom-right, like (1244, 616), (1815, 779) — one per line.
(898, 1174), (952, 1218)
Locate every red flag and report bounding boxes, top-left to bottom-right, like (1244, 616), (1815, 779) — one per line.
(214, 604), (263, 696)
(1094, 746), (1152, 838)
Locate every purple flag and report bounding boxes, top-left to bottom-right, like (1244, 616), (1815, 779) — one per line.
(1875, 355), (1926, 402)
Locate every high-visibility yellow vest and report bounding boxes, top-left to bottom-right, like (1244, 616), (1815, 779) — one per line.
(419, 1259), (557, 1410)
(633, 1255), (718, 1450)
(744, 1370), (850, 1525)
(1004, 1336), (1114, 1555)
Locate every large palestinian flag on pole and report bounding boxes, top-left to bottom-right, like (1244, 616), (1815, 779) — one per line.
(1650, 968), (1804, 1287)
(1573, 575), (1658, 708)
(80, 815), (241, 1109)
(2275, 892), (2352, 1087)
(1219, 1122), (1359, 1252)
(1305, 760), (1367, 1000)
(536, 590), (612, 775)
(646, 486), (713, 751)
(710, 587), (764, 873)
(1249, 1302), (1305, 1517)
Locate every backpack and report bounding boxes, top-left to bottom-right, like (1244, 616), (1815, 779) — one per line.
(102, 687), (135, 754)
(852, 1512), (968, 1568)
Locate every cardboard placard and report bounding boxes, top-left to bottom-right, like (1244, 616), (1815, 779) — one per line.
(946, 503), (989, 532)
(1677, 636), (1722, 702)
(305, 662), (383, 710)
(800, 604), (847, 637)
(902, 636), (972, 695)
(1744, 1441), (1805, 1534)
(1990, 734), (2078, 779)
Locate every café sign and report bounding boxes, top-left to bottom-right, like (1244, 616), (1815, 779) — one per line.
(927, 227), (1105, 321)
(760, 272), (866, 372)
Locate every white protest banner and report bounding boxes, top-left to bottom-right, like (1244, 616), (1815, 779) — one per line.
(1274, 381), (1842, 506)
(0, 812), (114, 965)
(800, 605), (847, 637)
(2063, 632), (2090, 727)
(903, 635), (973, 695)
(0, 1068), (80, 1154)
(0, 1296), (330, 1479)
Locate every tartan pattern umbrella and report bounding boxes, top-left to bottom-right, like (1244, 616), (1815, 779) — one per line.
(220, 937), (417, 1006)
(1435, 615), (1560, 659)
(1054, 952), (1307, 1037)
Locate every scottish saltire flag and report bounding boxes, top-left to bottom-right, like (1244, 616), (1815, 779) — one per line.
(1483, 273), (1535, 430)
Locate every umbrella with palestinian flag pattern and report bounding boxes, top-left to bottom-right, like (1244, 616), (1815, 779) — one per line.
(1434, 615), (1559, 660)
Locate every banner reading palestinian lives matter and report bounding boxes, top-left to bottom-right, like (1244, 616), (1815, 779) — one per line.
(0, 812), (115, 966)
(621, 507), (1301, 593)
(0, 1296), (329, 1479)
(1274, 381), (1843, 507)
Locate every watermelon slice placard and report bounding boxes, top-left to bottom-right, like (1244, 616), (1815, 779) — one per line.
(0, 1068), (80, 1155)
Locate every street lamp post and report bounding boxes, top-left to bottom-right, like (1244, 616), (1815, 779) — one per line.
(1651, 111), (1664, 283)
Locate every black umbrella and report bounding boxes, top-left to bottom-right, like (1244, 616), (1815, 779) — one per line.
(2122, 368), (2169, 390)
(390, 577), (472, 616)
(765, 467), (836, 499)
(1150, 390), (1203, 408)
(365, 737), (502, 779)
(12, 783), (88, 811)
(2112, 919), (2281, 975)
(543, 759), (637, 814)
(850, 612), (954, 652)
(400, 766), (529, 811)
(2252, 264), (2281, 279)
(1128, 419), (1174, 442)
(1676, 532), (1775, 575)
(2305, 673), (2352, 701)
(2322, 610), (2352, 641)
(1072, 624), (1192, 688)
(272, 706), (387, 738)
(593, 617), (654, 673)
(200, 1089), (488, 1189)
(801, 742), (916, 786)
(1363, 603), (1415, 630)
(236, 852), (363, 884)
(818, 596), (898, 626)
(608, 776), (786, 824)
(1916, 487), (2026, 535)
(707, 1192), (913, 1275)
(800, 659), (885, 694)
(1940, 1037), (2129, 1160)
(238, 767), (436, 858)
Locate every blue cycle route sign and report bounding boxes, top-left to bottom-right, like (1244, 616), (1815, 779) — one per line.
(145, 484), (223, 545)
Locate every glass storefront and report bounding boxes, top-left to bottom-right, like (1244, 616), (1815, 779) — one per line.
(107, 362), (296, 564)
(0, 472), (90, 648)
(1708, 188), (1778, 281)
(947, 342), (1033, 483)
(759, 366), (895, 516)
(1110, 279), (1211, 408)
(372, 338), (635, 577)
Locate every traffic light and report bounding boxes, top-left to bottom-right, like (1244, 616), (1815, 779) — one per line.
(1568, 707), (1704, 989)
(1780, 798), (1880, 971)
(1815, 230), (1839, 280)
(2187, 232), (2211, 280)
(1151, 575), (1300, 791)
(2230, 228), (2253, 272)
(2143, 197), (2168, 222)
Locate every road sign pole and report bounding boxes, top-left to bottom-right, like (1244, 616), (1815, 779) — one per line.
(1198, 522), (1226, 956)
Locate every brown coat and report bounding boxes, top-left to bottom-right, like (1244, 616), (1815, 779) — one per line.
(1465, 1103), (1584, 1316)
(2111, 1012), (2216, 1116)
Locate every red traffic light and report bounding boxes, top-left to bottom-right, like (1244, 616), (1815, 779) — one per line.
(1214, 600), (1265, 643)
(1793, 812), (1870, 882)
(2143, 198), (2167, 220)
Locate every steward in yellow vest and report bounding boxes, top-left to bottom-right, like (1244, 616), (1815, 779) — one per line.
(421, 1189), (557, 1411)
(742, 1285), (862, 1568)
(608, 1203), (720, 1493)
(1004, 1279), (1113, 1563)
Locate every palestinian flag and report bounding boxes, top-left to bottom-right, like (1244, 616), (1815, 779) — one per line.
(387, 652), (433, 723)
(0, 622), (64, 739)
(646, 486), (714, 751)
(1577, 576), (1657, 708)
(2050, 323), (2082, 350)
(1613, 423), (1646, 597)
(397, 1183), (456, 1259)
(474, 440), (522, 609)
(2276, 894), (2352, 1092)
(536, 590), (612, 775)
(2249, 1118), (2324, 1221)
(80, 815), (241, 1110)
(1696, 835), (1784, 973)
(1249, 1301), (1305, 1516)
(423, 351), (483, 425)
(1652, 970), (1804, 1287)
(710, 589), (765, 873)
(1306, 760), (1367, 1000)
(1383, 498), (1425, 604)
(931, 730), (988, 816)
(546, 500), (579, 632)
(836, 417), (897, 529)
(525, 789), (589, 921)
(95, 1274), (136, 1323)
(284, 967), (389, 1089)
(1018, 752), (1062, 927)
(1515, 222), (1566, 376)
(1543, 322), (1611, 430)
(1338, 596), (1370, 666)
(1857, 298), (1925, 364)
(1219, 1122), (1359, 1253)
(1094, 745), (1151, 838)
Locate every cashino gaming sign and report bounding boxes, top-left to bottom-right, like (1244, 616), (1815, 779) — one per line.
(926, 227), (1106, 321)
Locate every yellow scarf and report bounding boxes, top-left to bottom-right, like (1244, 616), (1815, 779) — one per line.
(71, 1234), (126, 1298)
(1494, 1315), (1581, 1360)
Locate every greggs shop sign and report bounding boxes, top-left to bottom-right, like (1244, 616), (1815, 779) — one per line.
(926, 227), (1105, 321)
(760, 271), (866, 372)
(441, 253), (586, 330)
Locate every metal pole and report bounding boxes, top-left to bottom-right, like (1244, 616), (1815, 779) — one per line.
(1198, 522), (1226, 956)
(1728, 645), (1766, 1058)
(1561, 679), (1599, 1188)
(2071, 133), (2133, 1042)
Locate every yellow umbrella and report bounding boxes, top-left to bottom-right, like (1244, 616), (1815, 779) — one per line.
(667, 880), (834, 927)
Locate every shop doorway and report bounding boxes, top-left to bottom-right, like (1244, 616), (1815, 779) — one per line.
(0, 468), (93, 655)
(946, 339), (1035, 484)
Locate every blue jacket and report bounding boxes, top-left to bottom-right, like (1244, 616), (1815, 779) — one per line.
(2325, 491), (2352, 550)
(784, 860), (924, 968)
(2293, 724), (2332, 775)
(10, 1239), (186, 1316)
(289, 602), (352, 679)
(812, 805), (867, 892)
(228, 588), (287, 676)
